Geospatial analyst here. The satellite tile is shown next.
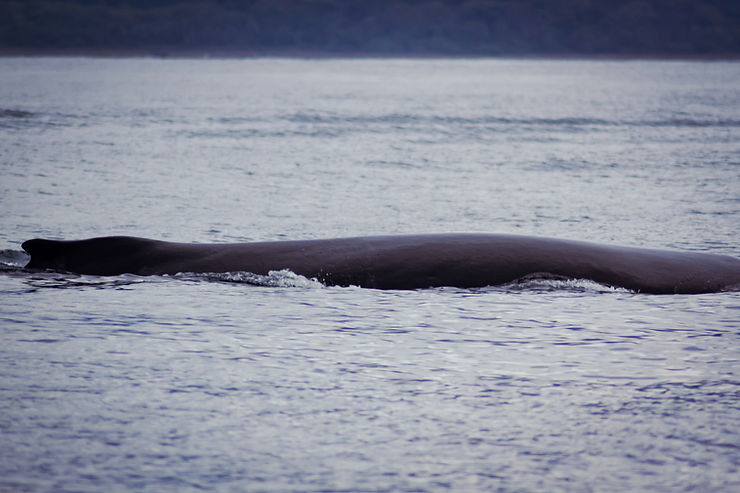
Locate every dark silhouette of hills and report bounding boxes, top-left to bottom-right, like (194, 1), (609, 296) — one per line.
(1, 0), (738, 56)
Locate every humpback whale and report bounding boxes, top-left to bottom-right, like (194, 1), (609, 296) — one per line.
(21, 234), (740, 294)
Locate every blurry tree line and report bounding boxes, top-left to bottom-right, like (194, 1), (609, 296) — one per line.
(1, 0), (738, 55)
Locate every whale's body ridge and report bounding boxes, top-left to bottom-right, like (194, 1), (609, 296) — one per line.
(21, 233), (740, 294)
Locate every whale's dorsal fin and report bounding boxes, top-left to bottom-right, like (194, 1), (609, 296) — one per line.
(22, 236), (156, 274)
(22, 238), (62, 260)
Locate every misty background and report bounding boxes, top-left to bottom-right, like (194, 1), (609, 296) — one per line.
(1, 0), (738, 57)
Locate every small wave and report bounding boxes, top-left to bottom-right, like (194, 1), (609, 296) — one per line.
(0, 108), (83, 130)
(492, 274), (627, 294)
(21, 273), (147, 290)
(208, 115), (265, 125)
(0, 108), (34, 119)
(365, 160), (421, 169)
(0, 263), (25, 274)
(177, 269), (324, 288)
(283, 112), (612, 127)
(182, 112), (740, 141)
(635, 118), (740, 128)
(0, 109), (35, 129)
(183, 269), (625, 293)
(0, 249), (29, 267)
(282, 112), (740, 128)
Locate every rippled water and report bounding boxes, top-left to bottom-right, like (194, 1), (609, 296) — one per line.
(1, 58), (739, 492)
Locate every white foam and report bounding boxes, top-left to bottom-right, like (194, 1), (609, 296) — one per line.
(177, 269), (324, 288)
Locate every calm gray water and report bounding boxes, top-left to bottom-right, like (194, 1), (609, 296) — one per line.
(1, 57), (739, 492)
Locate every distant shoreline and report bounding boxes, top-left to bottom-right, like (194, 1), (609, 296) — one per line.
(4, 0), (737, 62)
(1, 48), (739, 61)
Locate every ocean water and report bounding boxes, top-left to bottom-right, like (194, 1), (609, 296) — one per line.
(1, 57), (739, 492)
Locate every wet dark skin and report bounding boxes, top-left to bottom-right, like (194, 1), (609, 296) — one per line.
(22, 234), (740, 294)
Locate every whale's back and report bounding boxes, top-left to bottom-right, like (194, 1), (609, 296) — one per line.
(20, 234), (740, 293)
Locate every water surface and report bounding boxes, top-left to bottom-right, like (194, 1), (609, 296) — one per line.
(1, 58), (739, 492)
